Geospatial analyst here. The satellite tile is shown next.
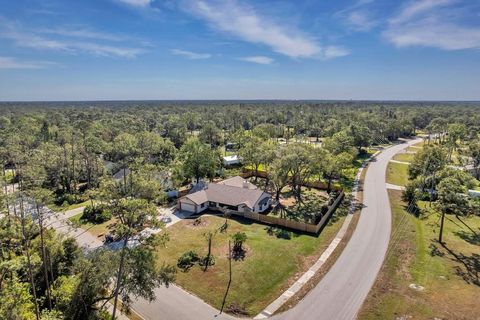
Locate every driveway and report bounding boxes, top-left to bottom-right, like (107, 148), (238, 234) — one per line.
(158, 205), (195, 227)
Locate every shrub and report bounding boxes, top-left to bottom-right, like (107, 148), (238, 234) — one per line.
(199, 255), (215, 267)
(177, 250), (200, 271)
(81, 204), (112, 224)
(54, 192), (87, 206)
(232, 232), (247, 252)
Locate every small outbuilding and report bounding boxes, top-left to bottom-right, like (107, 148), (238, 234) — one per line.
(223, 155), (241, 166)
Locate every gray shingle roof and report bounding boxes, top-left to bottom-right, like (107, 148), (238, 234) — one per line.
(183, 176), (269, 209)
(217, 176), (257, 189)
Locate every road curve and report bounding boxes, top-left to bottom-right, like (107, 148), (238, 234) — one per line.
(273, 138), (421, 320)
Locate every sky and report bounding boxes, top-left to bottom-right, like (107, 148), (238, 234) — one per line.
(0, 0), (479, 101)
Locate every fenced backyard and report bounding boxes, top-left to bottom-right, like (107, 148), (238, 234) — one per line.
(228, 190), (344, 234)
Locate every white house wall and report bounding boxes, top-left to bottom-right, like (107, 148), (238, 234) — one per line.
(253, 193), (272, 213)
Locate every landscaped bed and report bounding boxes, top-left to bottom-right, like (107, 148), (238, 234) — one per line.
(154, 214), (347, 316)
(268, 188), (331, 223)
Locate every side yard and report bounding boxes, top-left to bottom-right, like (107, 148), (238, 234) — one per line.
(358, 190), (480, 319)
(386, 162), (409, 186)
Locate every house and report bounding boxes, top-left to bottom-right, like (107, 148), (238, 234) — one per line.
(223, 155), (241, 166)
(178, 176), (272, 214)
(469, 189), (480, 199)
(113, 168), (131, 181)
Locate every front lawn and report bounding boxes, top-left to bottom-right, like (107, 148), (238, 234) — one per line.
(386, 162), (409, 186)
(154, 214), (346, 316)
(359, 190), (480, 319)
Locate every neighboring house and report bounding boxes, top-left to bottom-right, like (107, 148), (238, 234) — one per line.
(178, 176), (272, 214)
(223, 155), (241, 166)
(113, 168), (131, 181)
(103, 159), (117, 175)
(469, 189), (480, 199)
(225, 142), (237, 151)
(449, 164), (477, 178)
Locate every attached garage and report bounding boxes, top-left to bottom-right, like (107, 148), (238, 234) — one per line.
(178, 191), (209, 214)
(179, 200), (196, 213)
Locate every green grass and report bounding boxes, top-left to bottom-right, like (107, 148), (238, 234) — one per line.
(155, 214), (346, 316)
(49, 200), (90, 213)
(359, 190), (480, 319)
(4, 169), (14, 183)
(392, 153), (415, 163)
(244, 163), (267, 172)
(386, 162), (409, 186)
(69, 212), (116, 239)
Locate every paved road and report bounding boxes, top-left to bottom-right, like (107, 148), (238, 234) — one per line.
(133, 285), (233, 320)
(272, 138), (421, 320)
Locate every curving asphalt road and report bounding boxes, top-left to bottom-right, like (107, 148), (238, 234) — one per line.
(273, 138), (421, 320)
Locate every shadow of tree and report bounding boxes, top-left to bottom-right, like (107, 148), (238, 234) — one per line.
(232, 248), (246, 261)
(454, 230), (480, 246)
(441, 243), (480, 286)
(275, 228), (292, 240)
(429, 243), (444, 257)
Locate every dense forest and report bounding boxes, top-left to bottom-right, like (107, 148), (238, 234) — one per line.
(1, 100), (479, 319)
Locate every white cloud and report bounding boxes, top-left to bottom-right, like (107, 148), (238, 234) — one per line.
(388, 0), (452, 25)
(0, 19), (146, 58)
(238, 56), (274, 64)
(384, 0), (480, 50)
(171, 49), (211, 59)
(322, 46), (351, 59)
(117, 0), (153, 7)
(335, 0), (378, 32)
(39, 27), (126, 42)
(345, 10), (377, 32)
(0, 56), (52, 69)
(182, 0), (327, 59)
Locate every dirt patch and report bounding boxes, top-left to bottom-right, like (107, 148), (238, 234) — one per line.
(185, 217), (210, 229)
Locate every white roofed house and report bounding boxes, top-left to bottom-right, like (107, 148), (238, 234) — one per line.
(223, 155), (241, 166)
(177, 176), (272, 214)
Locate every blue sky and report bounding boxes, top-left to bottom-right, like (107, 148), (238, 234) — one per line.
(0, 0), (479, 101)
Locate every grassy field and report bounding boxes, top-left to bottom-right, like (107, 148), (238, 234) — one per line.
(69, 212), (117, 239)
(392, 152), (415, 163)
(49, 200), (91, 213)
(154, 214), (346, 316)
(386, 162), (409, 186)
(359, 190), (480, 319)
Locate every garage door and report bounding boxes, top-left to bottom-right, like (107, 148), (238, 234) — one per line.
(180, 202), (196, 213)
